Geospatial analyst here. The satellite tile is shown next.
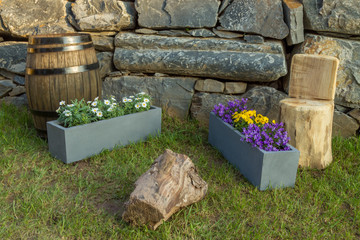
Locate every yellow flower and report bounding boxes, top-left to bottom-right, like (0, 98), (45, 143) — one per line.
(272, 120), (276, 124)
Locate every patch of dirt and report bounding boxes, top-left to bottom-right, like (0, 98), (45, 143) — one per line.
(97, 199), (126, 219)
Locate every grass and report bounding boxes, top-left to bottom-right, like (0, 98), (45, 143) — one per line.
(0, 102), (359, 239)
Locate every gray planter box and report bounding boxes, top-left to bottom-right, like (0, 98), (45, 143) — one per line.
(47, 106), (161, 164)
(208, 112), (300, 190)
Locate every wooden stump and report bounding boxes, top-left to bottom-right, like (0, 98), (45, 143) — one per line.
(280, 98), (334, 169)
(122, 149), (208, 230)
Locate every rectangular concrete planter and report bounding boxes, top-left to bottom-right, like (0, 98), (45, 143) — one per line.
(47, 106), (161, 164)
(208, 112), (300, 191)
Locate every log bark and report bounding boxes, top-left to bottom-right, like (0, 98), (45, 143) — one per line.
(280, 98), (334, 169)
(122, 149), (208, 230)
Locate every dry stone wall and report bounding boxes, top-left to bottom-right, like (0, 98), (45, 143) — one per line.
(0, 0), (359, 137)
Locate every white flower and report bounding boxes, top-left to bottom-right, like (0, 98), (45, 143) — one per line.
(94, 97), (99, 101)
(104, 99), (110, 105)
(87, 101), (92, 104)
(129, 95), (135, 98)
(91, 108), (98, 113)
(60, 100), (65, 106)
(56, 107), (61, 113)
(144, 98), (150, 103)
(67, 104), (74, 107)
(63, 110), (71, 117)
(91, 101), (97, 107)
(111, 96), (116, 101)
(138, 92), (145, 95)
(122, 97), (128, 103)
(107, 107), (113, 112)
(135, 103), (140, 109)
(135, 98), (140, 100)
(142, 102), (147, 108)
(97, 111), (103, 117)
(128, 99), (133, 102)
(112, 102), (117, 106)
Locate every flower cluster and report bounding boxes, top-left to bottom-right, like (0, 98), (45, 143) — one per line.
(212, 99), (290, 152)
(212, 98), (248, 125)
(57, 92), (152, 128)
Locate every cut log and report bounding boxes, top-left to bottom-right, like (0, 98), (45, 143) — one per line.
(122, 149), (208, 230)
(280, 98), (334, 169)
(289, 54), (339, 101)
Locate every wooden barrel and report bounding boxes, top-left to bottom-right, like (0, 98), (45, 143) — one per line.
(25, 33), (101, 137)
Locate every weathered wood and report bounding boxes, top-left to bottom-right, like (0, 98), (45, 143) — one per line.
(280, 98), (334, 169)
(122, 149), (208, 230)
(289, 54), (339, 101)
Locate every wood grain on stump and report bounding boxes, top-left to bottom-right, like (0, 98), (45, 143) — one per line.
(122, 149), (208, 230)
(280, 98), (334, 169)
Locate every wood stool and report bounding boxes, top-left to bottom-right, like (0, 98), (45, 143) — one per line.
(280, 54), (339, 169)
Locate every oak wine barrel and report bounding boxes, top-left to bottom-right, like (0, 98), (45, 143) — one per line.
(25, 33), (101, 137)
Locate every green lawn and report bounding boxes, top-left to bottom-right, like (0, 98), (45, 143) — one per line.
(0, 102), (359, 239)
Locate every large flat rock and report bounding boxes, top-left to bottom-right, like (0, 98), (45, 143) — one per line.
(0, 0), (75, 37)
(332, 110), (359, 138)
(71, 0), (136, 31)
(0, 42), (27, 75)
(135, 0), (220, 29)
(219, 0), (289, 40)
(301, 0), (360, 35)
(103, 75), (197, 120)
(294, 34), (360, 108)
(114, 33), (287, 82)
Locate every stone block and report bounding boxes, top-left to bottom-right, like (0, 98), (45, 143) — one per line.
(114, 33), (287, 82)
(0, 0), (75, 37)
(135, 0), (220, 29)
(348, 109), (360, 124)
(282, 0), (304, 45)
(91, 35), (114, 51)
(219, 0), (289, 39)
(332, 110), (359, 138)
(96, 52), (115, 79)
(301, 0), (360, 35)
(103, 75), (197, 120)
(0, 80), (16, 98)
(71, 0), (136, 31)
(188, 29), (216, 38)
(224, 82), (247, 94)
(0, 42), (27, 75)
(195, 79), (224, 93)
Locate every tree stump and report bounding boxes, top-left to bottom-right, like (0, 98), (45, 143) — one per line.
(280, 98), (334, 169)
(122, 149), (208, 230)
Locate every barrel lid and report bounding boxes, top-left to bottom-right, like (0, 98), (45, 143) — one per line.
(28, 34), (92, 45)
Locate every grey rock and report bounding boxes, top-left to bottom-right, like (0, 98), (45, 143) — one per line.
(294, 34), (360, 108)
(103, 75), (197, 120)
(212, 28), (244, 39)
(9, 86), (26, 97)
(0, 0), (75, 37)
(195, 79), (224, 93)
(190, 92), (238, 125)
(241, 86), (288, 123)
(0, 37), (4, 42)
(283, 0), (304, 45)
(96, 52), (115, 79)
(0, 94), (28, 107)
(301, 0), (360, 35)
(0, 42), (27, 75)
(135, 28), (159, 35)
(13, 75), (25, 86)
(91, 35), (114, 51)
(244, 35), (264, 44)
(154, 73), (169, 77)
(188, 29), (216, 38)
(219, 0), (289, 40)
(219, 0), (232, 14)
(71, 0), (136, 31)
(158, 30), (190, 37)
(348, 108), (360, 124)
(335, 104), (351, 113)
(332, 110), (359, 138)
(136, 0), (220, 29)
(0, 80), (16, 97)
(114, 33), (287, 82)
(224, 82), (247, 94)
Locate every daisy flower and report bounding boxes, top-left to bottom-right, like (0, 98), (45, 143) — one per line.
(67, 104), (74, 107)
(97, 111), (103, 117)
(60, 100), (65, 106)
(144, 98), (149, 103)
(128, 99), (133, 102)
(129, 95), (135, 98)
(135, 103), (140, 109)
(122, 97), (128, 103)
(87, 101), (92, 104)
(138, 92), (145, 95)
(104, 99), (110, 105)
(142, 102), (147, 108)
(112, 102), (117, 106)
(91, 101), (97, 107)
(107, 107), (113, 112)
(94, 97), (99, 101)
(91, 108), (98, 113)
